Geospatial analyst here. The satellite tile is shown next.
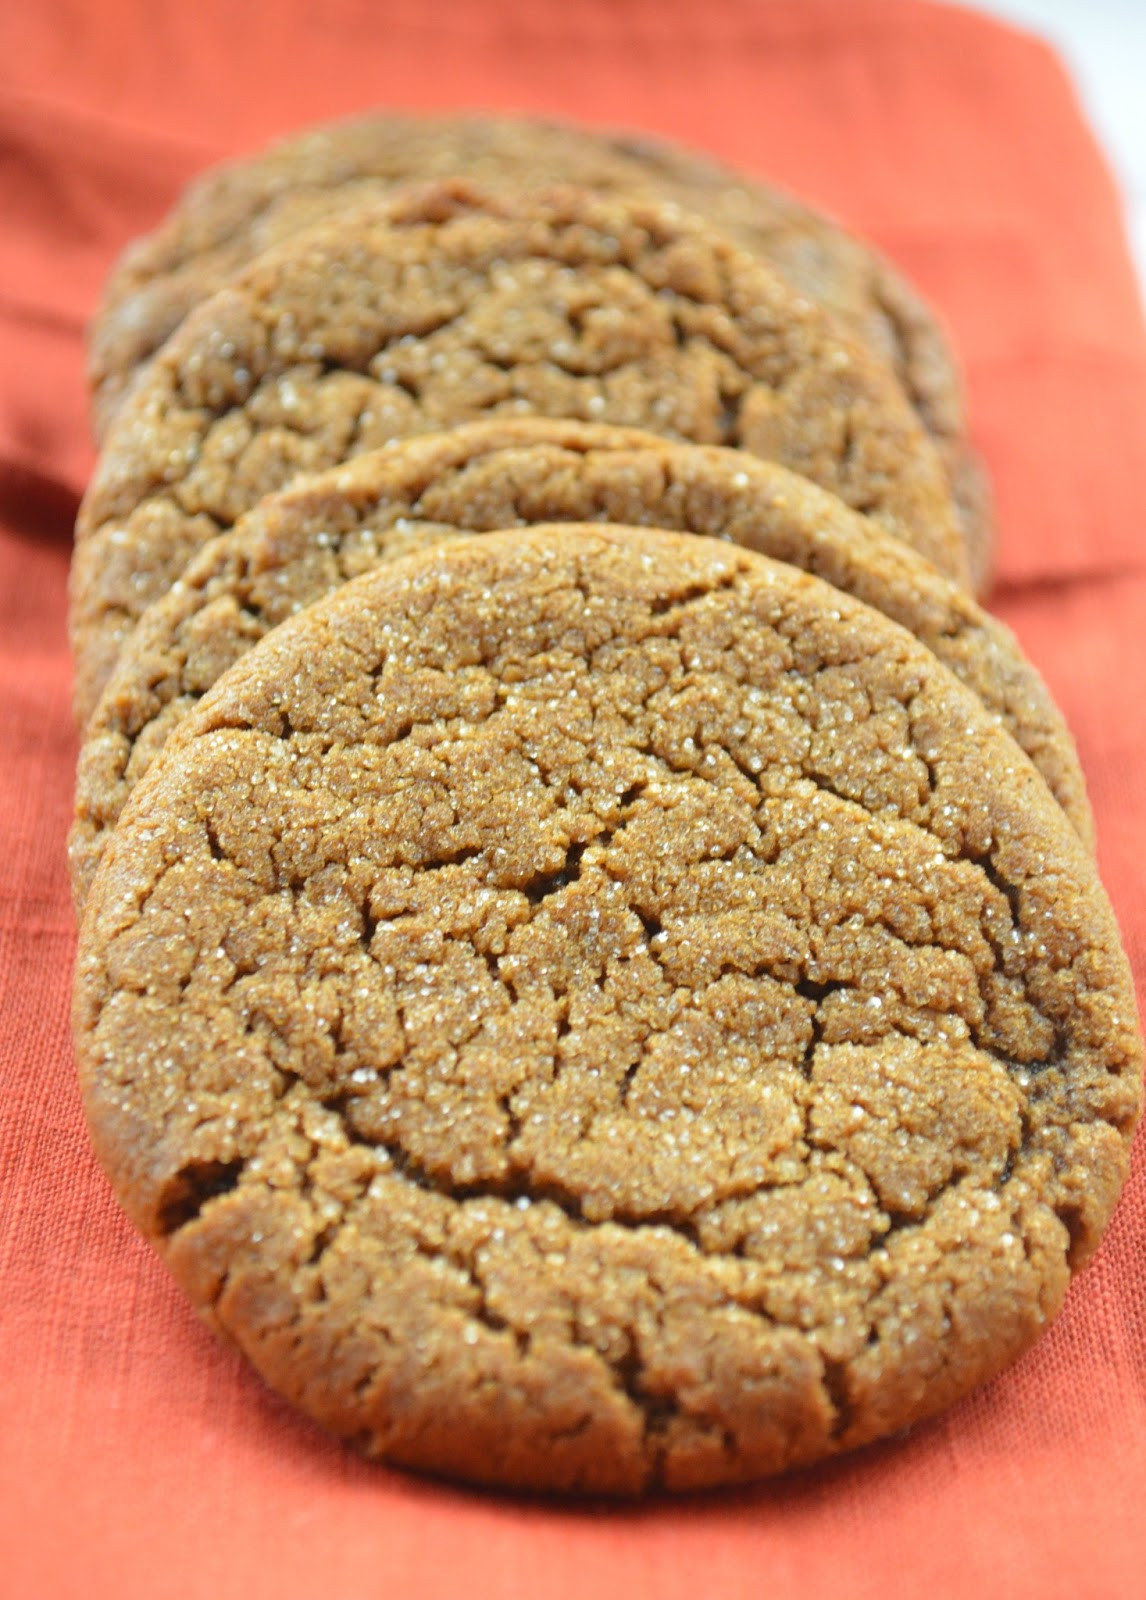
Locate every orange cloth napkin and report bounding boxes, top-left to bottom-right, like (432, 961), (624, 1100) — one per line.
(1, 3), (1144, 1595)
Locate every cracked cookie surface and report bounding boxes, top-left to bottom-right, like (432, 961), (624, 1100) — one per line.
(73, 526), (1141, 1493)
(69, 420), (1085, 912)
(86, 114), (992, 591)
(88, 115), (963, 440)
(71, 179), (965, 724)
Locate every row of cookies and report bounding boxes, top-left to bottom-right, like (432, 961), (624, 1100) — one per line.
(87, 113), (992, 587)
(72, 114), (996, 728)
(69, 116), (1141, 1493)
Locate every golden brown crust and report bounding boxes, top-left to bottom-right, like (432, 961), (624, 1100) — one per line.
(87, 113), (992, 594)
(69, 420), (1085, 912)
(73, 526), (1141, 1493)
(70, 180), (968, 724)
(89, 113), (965, 449)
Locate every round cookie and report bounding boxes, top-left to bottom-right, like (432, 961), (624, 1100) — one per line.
(70, 179), (967, 723)
(68, 420), (1088, 912)
(74, 525), (1142, 1494)
(89, 112), (964, 447)
(87, 113), (992, 592)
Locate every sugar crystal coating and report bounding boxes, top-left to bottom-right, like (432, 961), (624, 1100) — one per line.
(71, 181), (965, 722)
(69, 420), (1086, 911)
(73, 526), (1141, 1493)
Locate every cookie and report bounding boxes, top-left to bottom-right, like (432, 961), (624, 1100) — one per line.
(68, 420), (1088, 912)
(73, 525), (1142, 1494)
(89, 113), (961, 445)
(70, 179), (966, 723)
(88, 113), (991, 588)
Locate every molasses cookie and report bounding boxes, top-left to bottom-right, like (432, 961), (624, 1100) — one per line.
(89, 114), (961, 445)
(68, 421), (1085, 911)
(73, 526), (1141, 1493)
(87, 113), (990, 587)
(70, 180), (965, 723)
